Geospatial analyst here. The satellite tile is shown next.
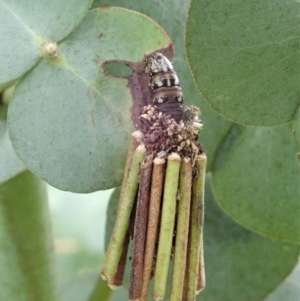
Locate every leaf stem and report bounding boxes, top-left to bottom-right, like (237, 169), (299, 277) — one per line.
(154, 153), (181, 301)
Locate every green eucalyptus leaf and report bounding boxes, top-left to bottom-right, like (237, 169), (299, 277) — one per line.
(8, 7), (171, 193)
(95, 0), (232, 171)
(212, 123), (300, 243)
(0, 88), (25, 183)
(186, 0), (300, 126)
(0, 0), (91, 88)
(0, 1), (39, 89)
(0, 122), (25, 184)
(0, 171), (57, 301)
(292, 107), (300, 146)
(105, 179), (300, 301)
(202, 176), (299, 301)
(0, 0), (92, 41)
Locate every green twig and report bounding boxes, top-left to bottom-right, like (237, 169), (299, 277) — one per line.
(107, 229), (130, 288)
(183, 154), (207, 301)
(101, 143), (146, 281)
(107, 132), (143, 289)
(170, 158), (193, 301)
(154, 153), (181, 301)
(119, 131), (142, 205)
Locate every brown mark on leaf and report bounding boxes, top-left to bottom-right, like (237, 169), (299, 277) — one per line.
(98, 45), (174, 129)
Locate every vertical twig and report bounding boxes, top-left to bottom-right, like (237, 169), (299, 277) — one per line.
(170, 158), (193, 301)
(101, 144), (146, 281)
(183, 153), (207, 301)
(195, 154), (207, 294)
(107, 185), (136, 289)
(119, 131), (143, 201)
(141, 157), (166, 300)
(107, 229), (130, 288)
(129, 156), (153, 301)
(197, 229), (205, 294)
(154, 153), (181, 301)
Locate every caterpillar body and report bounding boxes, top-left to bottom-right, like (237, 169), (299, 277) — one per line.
(144, 53), (186, 123)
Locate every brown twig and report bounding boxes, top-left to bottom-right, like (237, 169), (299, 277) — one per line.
(129, 155), (153, 301)
(141, 156), (166, 300)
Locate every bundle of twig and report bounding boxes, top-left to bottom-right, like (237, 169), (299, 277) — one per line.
(101, 53), (206, 301)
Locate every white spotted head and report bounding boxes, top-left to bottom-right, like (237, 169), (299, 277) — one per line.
(145, 53), (174, 76)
